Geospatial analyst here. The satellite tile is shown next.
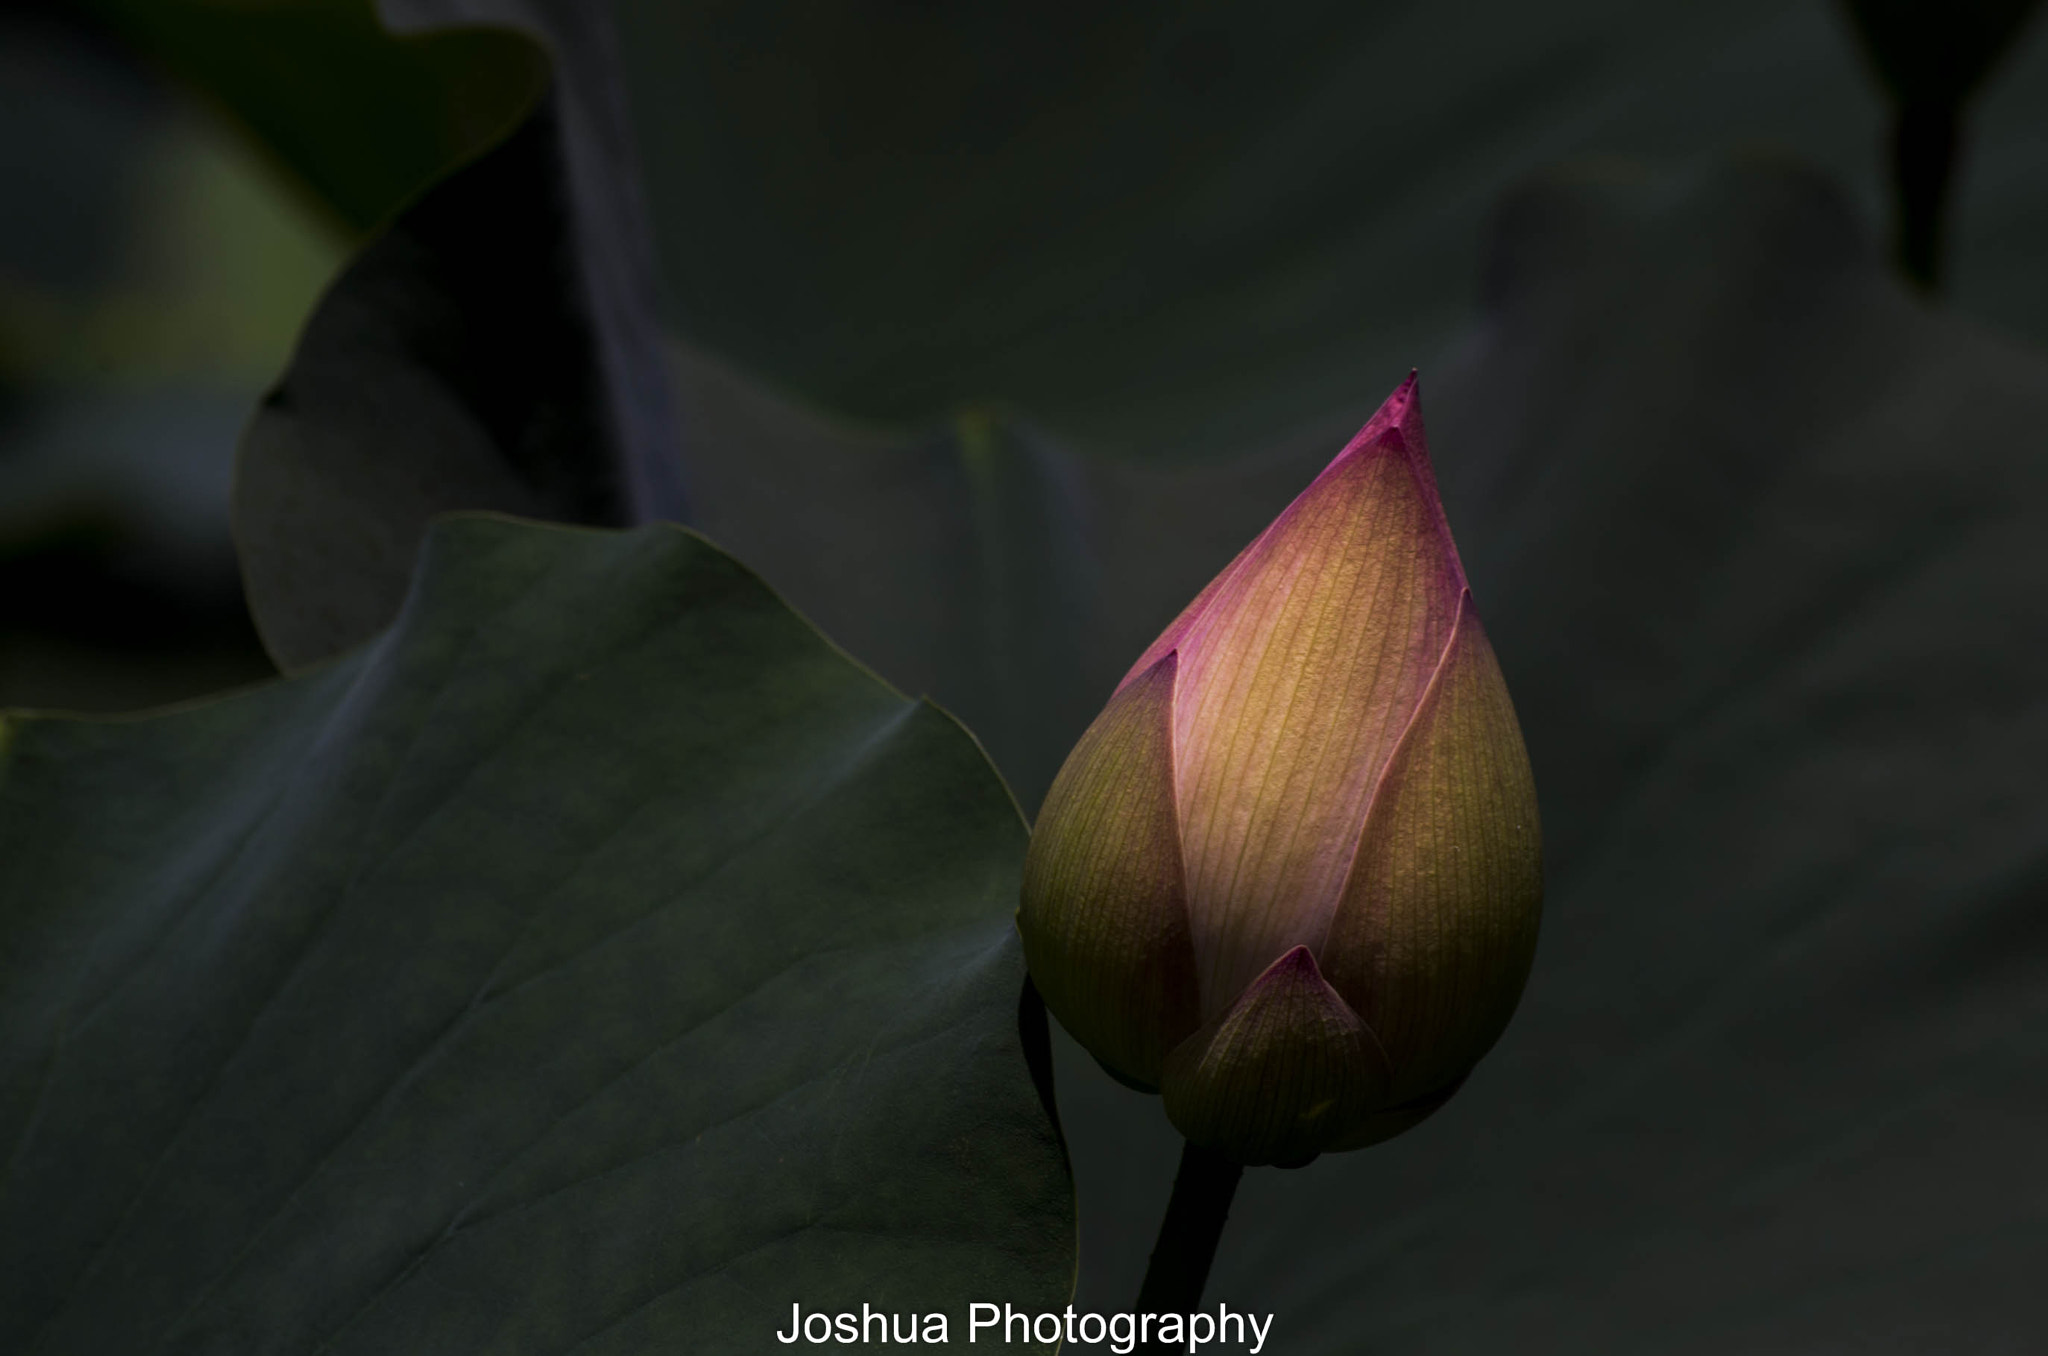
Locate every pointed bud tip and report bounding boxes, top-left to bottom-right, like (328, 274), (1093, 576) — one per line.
(1333, 370), (1427, 468)
(1313, 369), (1463, 597)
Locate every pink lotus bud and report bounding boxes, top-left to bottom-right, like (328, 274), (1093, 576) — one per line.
(1018, 375), (1541, 1167)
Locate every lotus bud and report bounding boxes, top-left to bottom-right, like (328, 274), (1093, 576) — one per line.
(1018, 374), (1540, 1167)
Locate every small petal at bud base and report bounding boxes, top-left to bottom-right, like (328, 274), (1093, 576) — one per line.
(1161, 946), (1389, 1168)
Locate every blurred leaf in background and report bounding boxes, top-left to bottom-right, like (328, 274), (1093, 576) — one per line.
(100, 0), (2037, 805)
(68, 1), (2048, 465)
(19, 0), (2048, 754)
(2, 0), (690, 713)
(73, 0), (545, 237)
(234, 98), (669, 671)
(633, 0), (2048, 819)
(0, 4), (345, 710)
(606, 0), (2048, 455)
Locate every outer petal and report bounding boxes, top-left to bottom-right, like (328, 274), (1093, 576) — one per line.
(1320, 590), (1543, 1106)
(1143, 376), (1469, 1015)
(1018, 651), (1200, 1089)
(1161, 945), (1392, 1167)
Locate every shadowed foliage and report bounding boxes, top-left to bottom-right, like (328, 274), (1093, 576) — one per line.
(0, 516), (1072, 1355)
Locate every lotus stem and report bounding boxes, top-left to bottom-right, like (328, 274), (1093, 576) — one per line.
(1136, 1139), (1243, 1328)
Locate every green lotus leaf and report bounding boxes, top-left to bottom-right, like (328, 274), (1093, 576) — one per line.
(0, 514), (1072, 1355)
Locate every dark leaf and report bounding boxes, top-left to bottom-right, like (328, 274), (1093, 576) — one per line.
(209, 2), (2042, 795)
(606, 1), (2048, 454)
(1, 515), (1072, 1354)
(74, 0), (545, 236)
(88, 2), (2048, 453)
(380, 0), (691, 524)
(235, 89), (686, 671)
